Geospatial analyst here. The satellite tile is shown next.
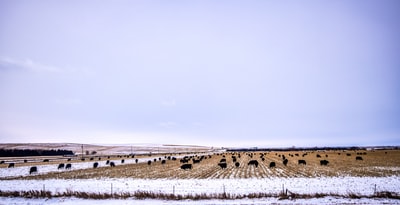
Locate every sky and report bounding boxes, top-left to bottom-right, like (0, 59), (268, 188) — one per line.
(0, 0), (399, 148)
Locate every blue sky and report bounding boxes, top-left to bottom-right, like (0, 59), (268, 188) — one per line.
(0, 0), (399, 147)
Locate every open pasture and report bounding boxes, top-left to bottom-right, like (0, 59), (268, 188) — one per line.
(3, 149), (399, 180)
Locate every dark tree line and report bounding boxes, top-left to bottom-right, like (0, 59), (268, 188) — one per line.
(0, 149), (74, 157)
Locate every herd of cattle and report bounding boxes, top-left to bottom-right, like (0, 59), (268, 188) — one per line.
(1, 151), (369, 175)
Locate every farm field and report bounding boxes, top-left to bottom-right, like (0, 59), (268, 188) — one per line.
(0, 145), (399, 204)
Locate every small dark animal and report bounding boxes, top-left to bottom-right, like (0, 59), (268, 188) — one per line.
(298, 160), (306, 165)
(181, 164), (192, 170)
(121, 159), (125, 164)
(58, 163), (65, 169)
(161, 160), (166, 164)
(29, 166), (38, 174)
(320, 160), (329, 166)
(218, 162), (227, 169)
(346, 153), (351, 156)
(283, 159), (288, 166)
(67, 158), (71, 161)
(24, 159), (28, 163)
(235, 162), (240, 168)
(8, 163), (15, 168)
(110, 162), (115, 167)
(106, 160), (110, 165)
(148, 160), (152, 165)
(356, 156), (363, 161)
(93, 162), (99, 168)
(43, 159), (49, 162)
(220, 159), (226, 163)
(248, 160), (259, 167)
(269, 162), (276, 168)
(65, 163), (72, 169)
(135, 159), (138, 163)
(90, 157), (94, 161)
(0, 161), (4, 164)
(316, 154), (321, 158)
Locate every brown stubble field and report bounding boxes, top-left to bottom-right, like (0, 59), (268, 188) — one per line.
(4, 149), (399, 180)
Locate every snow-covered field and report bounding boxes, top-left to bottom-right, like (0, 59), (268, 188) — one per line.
(1, 177), (399, 195)
(1, 196), (399, 205)
(1, 177), (399, 204)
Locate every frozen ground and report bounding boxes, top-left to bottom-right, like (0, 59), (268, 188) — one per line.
(1, 196), (399, 205)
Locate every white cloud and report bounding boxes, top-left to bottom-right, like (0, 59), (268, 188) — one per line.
(0, 56), (94, 76)
(159, 121), (178, 129)
(161, 99), (176, 107)
(0, 56), (62, 73)
(54, 98), (82, 105)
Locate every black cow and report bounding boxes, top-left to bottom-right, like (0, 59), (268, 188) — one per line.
(181, 164), (192, 170)
(218, 162), (227, 169)
(269, 162), (276, 168)
(29, 166), (38, 174)
(106, 160), (110, 165)
(283, 159), (288, 166)
(316, 154), (321, 158)
(356, 156), (363, 161)
(161, 160), (166, 164)
(320, 160), (329, 166)
(93, 162), (99, 168)
(220, 159), (226, 163)
(8, 163), (15, 168)
(148, 160), (152, 165)
(135, 159), (138, 163)
(43, 159), (49, 162)
(235, 162), (240, 168)
(248, 160), (259, 167)
(24, 159), (28, 163)
(58, 163), (65, 169)
(65, 163), (72, 169)
(110, 162), (116, 167)
(298, 160), (306, 165)
(121, 159), (125, 164)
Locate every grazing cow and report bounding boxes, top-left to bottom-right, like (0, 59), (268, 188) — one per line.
(193, 159), (201, 164)
(218, 162), (227, 169)
(110, 162), (116, 167)
(93, 162), (99, 168)
(154, 159), (157, 162)
(67, 158), (71, 161)
(220, 159), (226, 163)
(320, 160), (329, 166)
(269, 162), (276, 168)
(346, 153), (351, 156)
(135, 159), (139, 163)
(29, 166), (38, 174)
(106, 160), (110, 165)
(235, 162), (240, 168)
(58, 163), (65, 169)
(356, 156), (363, 161)
(43, 159), (49, 162)
(172, 157), (177, 161)
(161, 160), (166, 164)
(248, 160), (259, 167)
(121, 159), (125, 164)
(90, 157), (94, 161)
(24, 159), (28, 163)
(65, 163), (72, 169)
(181, 164), (192, 170)
(298, 160), (306, 165)
(8, 163), (15, 168)
(81, 158), (85, 161)
(283, 159), (288, 166)
(316, 154), (321, 158)
(148, 160), (152, 165)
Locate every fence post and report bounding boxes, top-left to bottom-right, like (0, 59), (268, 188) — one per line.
(173, 185), (175, 195)
(374, 184), (377, 195)
(111, 183), (113, 196)
(43, 184), (45, 193)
